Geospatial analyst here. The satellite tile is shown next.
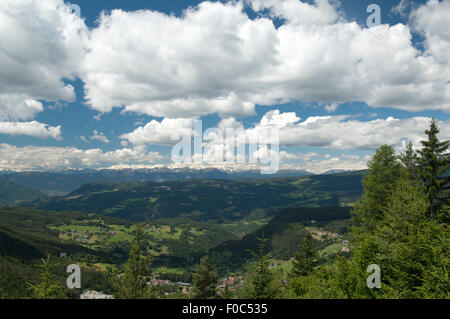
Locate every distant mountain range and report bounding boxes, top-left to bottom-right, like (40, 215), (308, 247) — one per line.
(0, 167), (314, 195)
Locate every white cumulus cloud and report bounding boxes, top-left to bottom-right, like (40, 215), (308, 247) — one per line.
(0, 121), (61, 139)
(120, 118), (195, 145)
(0, 0), (87, 120)
(79, 0), (450, 117)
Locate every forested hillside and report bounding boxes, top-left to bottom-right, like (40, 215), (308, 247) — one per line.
(30, 173), (363, 222)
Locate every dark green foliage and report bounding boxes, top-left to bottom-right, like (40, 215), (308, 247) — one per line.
(192, 256), (218, 299)
(324, 175), (449, 299)
(291, 232), (318, 278)
(0, 257), (39, 299)
(375, 177), (449, 297)
(351, 145), (403, 240)
(239, 238), (282, 299)
(417, 118), (449, 220)
(271, 224), (305, 260)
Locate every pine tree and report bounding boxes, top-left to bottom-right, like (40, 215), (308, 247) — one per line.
(240, 238), (281, 299)
(27, 253), (65, 299)
(192, 256), (218, 299)
(417, 118), (450, 220)
(399, 141), (418, 175)
(351, 144), (402, 239)
(117, 224), (152, 299)
(291, 232), (318, 278)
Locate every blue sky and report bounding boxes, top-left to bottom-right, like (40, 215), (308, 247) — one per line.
(0, 0), (449, 172)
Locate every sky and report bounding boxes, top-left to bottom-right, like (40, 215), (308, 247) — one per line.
(0, 0), (449, 173)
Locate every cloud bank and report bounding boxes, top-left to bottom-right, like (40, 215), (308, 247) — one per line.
(0, 144), (163, 171)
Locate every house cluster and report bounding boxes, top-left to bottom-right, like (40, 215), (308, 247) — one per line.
(306, 228), (340, 241)
(147, 278), (172, 286)
(59, 230), (93, 243)
(147, 225), (171, 233)
(217, 276), (244, 292)
(146, 278), (192, 295)
(316, 230), (339, 239)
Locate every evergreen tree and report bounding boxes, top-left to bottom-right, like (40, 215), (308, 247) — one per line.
(351, 145), (402, 239)
(192, 256), (218, 299)
(399, 141), (418, 175)
(417, 118), (450, 220)
(376, 176), (448, 298)
(27, 253), (65, 299)
(116, 224), (152, 299)
(240, 238), (281, 299)
(291, 232), (318, 278)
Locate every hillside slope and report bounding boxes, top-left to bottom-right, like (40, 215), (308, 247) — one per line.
(0, 206), (236, 269)
(0, 178), (42, 206)
(211, 206), (351, 268)
(0, 207), (111, 262)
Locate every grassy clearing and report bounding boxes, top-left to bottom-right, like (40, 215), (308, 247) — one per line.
(319, 242), (344, 257)
(153, 267), (185, 274)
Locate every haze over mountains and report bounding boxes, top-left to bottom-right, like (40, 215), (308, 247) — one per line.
(0, 177), (42, 206)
